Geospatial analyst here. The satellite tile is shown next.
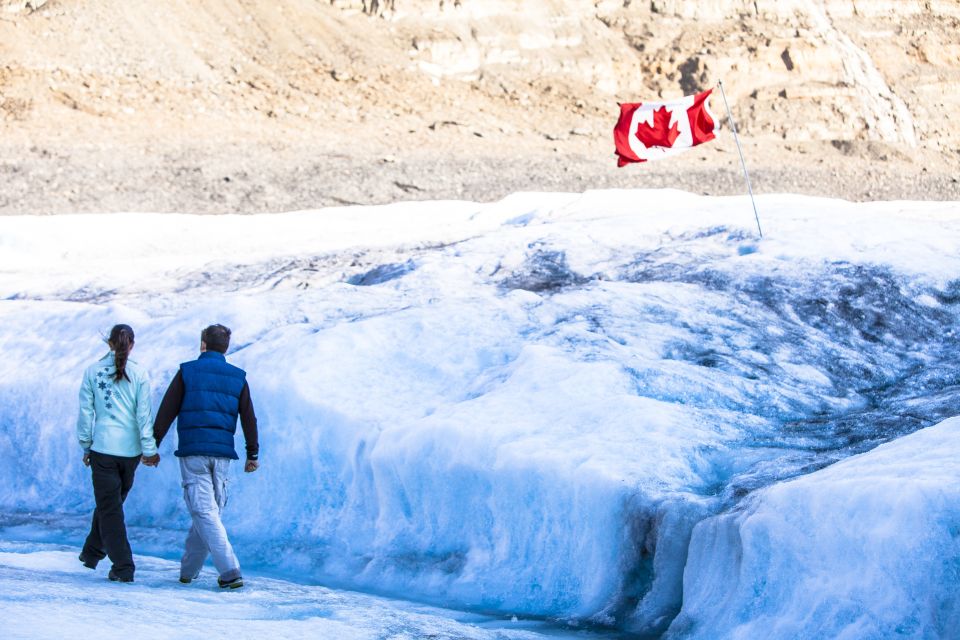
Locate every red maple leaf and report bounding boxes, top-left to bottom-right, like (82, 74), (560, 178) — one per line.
(634, 105), (680, 149)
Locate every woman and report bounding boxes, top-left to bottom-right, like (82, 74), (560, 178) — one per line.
(76, 324), (160, 583)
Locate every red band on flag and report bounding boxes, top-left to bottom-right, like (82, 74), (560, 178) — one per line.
(688, 90), (716, 146)
(613, 103), (644, 167)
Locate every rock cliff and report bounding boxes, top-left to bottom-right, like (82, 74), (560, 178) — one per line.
(1, 0), (957, 212)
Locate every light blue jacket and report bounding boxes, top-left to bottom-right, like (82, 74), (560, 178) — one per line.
(77, 353), (157, 457)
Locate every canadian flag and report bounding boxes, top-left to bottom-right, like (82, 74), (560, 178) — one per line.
(613, 89), (717, 166)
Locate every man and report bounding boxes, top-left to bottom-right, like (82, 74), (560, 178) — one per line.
(153, 323), (259, 589)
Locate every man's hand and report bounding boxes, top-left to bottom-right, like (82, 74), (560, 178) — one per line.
(244, 459), (259, 473)
(83, 453), (91, 467)
(142, 453), (160, 467)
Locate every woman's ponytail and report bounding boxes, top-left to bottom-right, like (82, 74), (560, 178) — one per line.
(107, 324), (135, 382)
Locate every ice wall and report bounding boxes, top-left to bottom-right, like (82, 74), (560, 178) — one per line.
(1, 191), (959, 635)
(669, 416), (960, 639)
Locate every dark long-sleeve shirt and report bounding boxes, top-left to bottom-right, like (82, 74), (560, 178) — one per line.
(153, 370), (259, 460)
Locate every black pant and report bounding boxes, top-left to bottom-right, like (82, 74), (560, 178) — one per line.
(81, 451), (140, 579)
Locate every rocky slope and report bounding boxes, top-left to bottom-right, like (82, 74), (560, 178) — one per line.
(1, 0), (958, 213)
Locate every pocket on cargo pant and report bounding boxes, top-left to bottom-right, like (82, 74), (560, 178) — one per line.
(213, 477), (228, 510)
(183, 480), (217, 515)
(179, 456), (208, 486)
(211, 458), (230, 510)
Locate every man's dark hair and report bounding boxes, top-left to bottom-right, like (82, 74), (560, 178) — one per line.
(201, 324), (231, 354)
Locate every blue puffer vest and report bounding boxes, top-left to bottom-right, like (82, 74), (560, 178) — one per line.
(175, 351), (246, 460)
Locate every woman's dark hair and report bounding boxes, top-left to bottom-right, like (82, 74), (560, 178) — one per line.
(201, 324), (231, 354)
(107, 324), (135, 382)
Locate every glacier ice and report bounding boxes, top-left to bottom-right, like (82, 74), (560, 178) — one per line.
(669, 416), (960, 639)
(0, 190), (958, 637)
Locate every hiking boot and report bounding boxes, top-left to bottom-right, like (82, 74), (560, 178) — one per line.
(108, 569), (133, 583)
(78, 552), (98, 570)
(217, 576), (244, 589)
(180, 570), (200, 584)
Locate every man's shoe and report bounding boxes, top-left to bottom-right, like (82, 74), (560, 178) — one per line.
(217, 576), (244, 589)
(180, 570), (200, 584)
(78, 552), (98, 570)
(108, 570), (133, 583)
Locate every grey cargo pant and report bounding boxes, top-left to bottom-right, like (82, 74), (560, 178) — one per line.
(179, 455), (241, 582)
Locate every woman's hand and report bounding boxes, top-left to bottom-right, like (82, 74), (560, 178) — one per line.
(142, 453), (160, 467)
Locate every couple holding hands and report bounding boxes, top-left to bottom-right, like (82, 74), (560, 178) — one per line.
(77, 323), (259, 588)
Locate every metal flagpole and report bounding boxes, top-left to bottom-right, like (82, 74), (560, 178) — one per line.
(717, 80), (763, 239)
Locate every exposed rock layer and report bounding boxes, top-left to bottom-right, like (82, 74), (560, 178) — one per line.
(1, 0), (958, 213)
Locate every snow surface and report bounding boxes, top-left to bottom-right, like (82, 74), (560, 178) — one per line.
(1, 190), (959, 638)
(0, 538), (595, 640)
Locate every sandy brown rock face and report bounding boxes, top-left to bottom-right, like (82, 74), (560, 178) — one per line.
(0, 0), (957, 213)
(1, 0), (47, 13)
